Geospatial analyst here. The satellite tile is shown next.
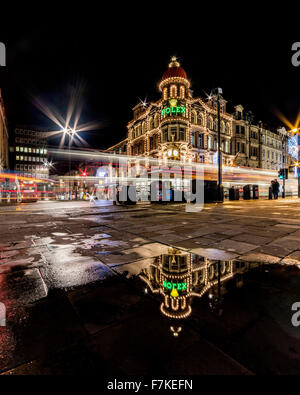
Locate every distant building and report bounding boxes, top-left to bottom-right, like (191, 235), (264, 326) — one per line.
(10, 127), (49, 179)
(106, 57), (291, 171)
(0, 89), (9, 170)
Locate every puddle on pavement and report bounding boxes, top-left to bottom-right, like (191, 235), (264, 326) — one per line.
(114, 247), (300, 342)
(2, 240), (300, 374)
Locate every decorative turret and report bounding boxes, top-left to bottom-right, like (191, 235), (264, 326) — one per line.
(159, 57), (190, 100)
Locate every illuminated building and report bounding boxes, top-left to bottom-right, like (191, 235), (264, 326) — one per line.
(10, 127), (49, 179)
(107, 57), (290, 172)
(107, 57), (235, 166)
(0, 89), (9, 170)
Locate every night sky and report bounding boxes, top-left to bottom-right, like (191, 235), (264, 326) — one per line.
(1, 11), (299, 151)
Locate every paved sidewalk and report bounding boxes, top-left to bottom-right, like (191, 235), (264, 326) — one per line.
(1, 198), (300, 375)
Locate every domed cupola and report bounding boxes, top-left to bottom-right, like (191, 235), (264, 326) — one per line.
(159, 57), (190, 100)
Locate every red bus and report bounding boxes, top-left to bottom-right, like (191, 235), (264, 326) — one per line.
(0, 175), (21, 204)
(20, 180), (38, 202)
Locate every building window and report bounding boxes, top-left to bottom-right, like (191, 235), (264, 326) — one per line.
(225, 140), (230, 153)
(180, 86), (185, 99)
(225, 123), (230, 134)
(16, 156), (19, 161)
(191, 111), (197, 124)
(163, 88), (168, 100)
(170, 85), (177, 98)
(208, 116), (213, 130)
(220, 121), (225, 133)
(149, 117), (154, 130)
(207, 135), (212, 149)
(198, 113), (204, 126)
(214, 118), (218, 131)
(198, 133), (204, 148)
(191, 132), (195, 146)
(179, 127), (186, 141)
(214, 139), (218, 151)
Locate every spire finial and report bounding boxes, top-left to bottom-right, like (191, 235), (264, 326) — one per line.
(169, 56), (180, 68)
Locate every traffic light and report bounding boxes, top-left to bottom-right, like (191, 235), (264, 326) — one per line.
(278, 168), (288, 179)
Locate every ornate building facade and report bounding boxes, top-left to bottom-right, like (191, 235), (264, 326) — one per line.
(107, 57), (288, 172)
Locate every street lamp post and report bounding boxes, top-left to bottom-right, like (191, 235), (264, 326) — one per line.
(245, 111), (254, 167)
(281, 131), (288, 199)
(62, 127), (77, 200)
(210, 88), (224, 202)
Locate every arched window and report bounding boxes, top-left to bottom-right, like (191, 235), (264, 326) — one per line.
(214, 118), (218, 131)
(191, 111), (197, 124)
(225, 122), (230, 134)
(154, 113), (160, 128)
(180, 86), (185, 99)
(149, 117), (154, 130)
(198, 113), (204, 126)
(163, 88), (168, 100)
(170, 85), (177, 98)
(220, 120), (225, 133)
(208, 116), (213, 130)
(142, 121), (146, 133)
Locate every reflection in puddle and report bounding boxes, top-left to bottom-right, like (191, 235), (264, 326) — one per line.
(130, 248), (258, 337)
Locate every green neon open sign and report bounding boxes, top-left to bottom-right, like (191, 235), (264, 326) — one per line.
(162, 106), (186, 117)
(163, 280), (187, 291)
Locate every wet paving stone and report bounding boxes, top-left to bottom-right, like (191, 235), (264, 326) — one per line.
(2, 200), (300, 375)
(0, 292), (87, 373)
(39, 248), (115, 289)
(67, 276), (149, 335)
